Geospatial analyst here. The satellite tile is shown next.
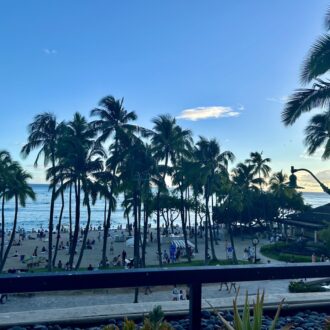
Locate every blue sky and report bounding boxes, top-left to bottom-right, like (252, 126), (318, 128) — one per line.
(1, 0), (330, 190)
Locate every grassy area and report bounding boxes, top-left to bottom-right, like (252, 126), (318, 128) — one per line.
(260, 243), (311, 263)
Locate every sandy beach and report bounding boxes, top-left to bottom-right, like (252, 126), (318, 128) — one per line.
(2, 228), (267, 271)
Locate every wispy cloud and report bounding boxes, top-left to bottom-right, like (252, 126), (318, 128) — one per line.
(299, 147), (325, 160)
(296, 170), (330, 192)
(43, 48), (58, 55)
(266, 96), (288, 104)
(177, 106), (240, 121)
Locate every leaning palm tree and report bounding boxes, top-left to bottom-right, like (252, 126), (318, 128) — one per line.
(0, 163), (35, 271)
(0, 151), (12, 261)
(282, 9), (330, 158)
(21, 113), (61, 271)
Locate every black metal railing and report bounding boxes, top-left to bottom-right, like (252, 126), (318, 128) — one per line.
(1, 263), (330, 330)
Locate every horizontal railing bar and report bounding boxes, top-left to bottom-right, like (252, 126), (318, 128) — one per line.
(0, 263), (330, 294)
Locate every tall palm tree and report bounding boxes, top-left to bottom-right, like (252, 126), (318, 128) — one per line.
(21, 113), (61, 271)
(90, 95), (142, 267)
(149, 114), (192, 265)
(282, 9), (330, 158)
(0, 163), (35, 271)
(195, 137), (235, 263)
(57, 113), (104, 268)
(0, 151), (12, 261)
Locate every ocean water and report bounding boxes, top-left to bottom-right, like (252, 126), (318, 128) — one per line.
(1, 185), (329, 232)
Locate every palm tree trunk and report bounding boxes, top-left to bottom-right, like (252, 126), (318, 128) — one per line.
(133, 190), (140, 303)
(48, 183), (56, 271)
(156, 191), (162, 266)
(228, 225), (238, 264)
(141, 207), (148, 267)
(102, 198), (111, 267)
(180, 188), (191, 262)
(69, 183), (73, 252)
(53, 184), (65, 267)
(194, 196), (198, 253)
(204, 187), (210, 265)
(0, 194), (18, 272)
(0, 193), (5, 261)
(69, 179), (80, 268)
(75, 191), (91, 270)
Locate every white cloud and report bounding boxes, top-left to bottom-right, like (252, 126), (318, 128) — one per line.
(299, 147), (325, 160)
(43, 48), (58, 55)
(266, 96), (288, 104)
(177, 106), (240, 121)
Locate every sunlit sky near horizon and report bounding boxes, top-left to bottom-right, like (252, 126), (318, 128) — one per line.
(1, 1), (330, 191)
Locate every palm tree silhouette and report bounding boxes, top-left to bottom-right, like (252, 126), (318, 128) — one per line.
(282, 9), (330, 159)
(0, 163), (35, 271)
(21, 113), (61, 271)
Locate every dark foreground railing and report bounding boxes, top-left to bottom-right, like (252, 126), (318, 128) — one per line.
(0, 263), (330, 330)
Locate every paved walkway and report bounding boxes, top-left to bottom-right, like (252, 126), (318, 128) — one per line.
(1, 290), (330, 327)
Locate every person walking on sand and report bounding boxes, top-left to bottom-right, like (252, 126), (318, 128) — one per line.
(32, 246), (38, 257)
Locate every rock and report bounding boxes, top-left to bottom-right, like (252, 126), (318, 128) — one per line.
(8, 327), (27, 330)
(201, 310), (211, 319)
(33, 326), (48, 330)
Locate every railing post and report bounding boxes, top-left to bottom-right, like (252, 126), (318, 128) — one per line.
(189, 282), (201, 330)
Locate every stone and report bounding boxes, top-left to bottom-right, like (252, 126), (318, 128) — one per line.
(33, 326), (48, 330)
(8, 327), (27, 330)
(201, 310), (211, 319)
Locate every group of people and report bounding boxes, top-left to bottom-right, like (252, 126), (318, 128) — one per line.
(172, 285), (189, 301)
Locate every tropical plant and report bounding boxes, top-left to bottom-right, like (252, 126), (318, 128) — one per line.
(195, 137), (235, 263)
(91, 95), (141, 267)
(0, 162), (35, 271)
(216, 289), (284, 330)
(282, 9), (330, 159)
(21, 113), (60, 271)
(247, 151), (271, 190)
(149, 114), (192, 265)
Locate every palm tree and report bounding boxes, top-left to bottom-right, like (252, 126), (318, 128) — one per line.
(282, 9), (330, 158)
(149, 114), (192, 265)
(90, 95), (141, 268)
(0, 151), (12, 261)
(57, 113), (104, 268)
(247, 152), (271, 189)
(21, 113), (61, 271)
(195, 137), (235, 263)
(0, 163), (35, 271)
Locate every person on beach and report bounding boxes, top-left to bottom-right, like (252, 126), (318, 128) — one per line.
(57, 260), (62, 269)
(144, 286), (152, 295)
(172, 285), (180, 301)
(32, 246), (38, 257)
(150, 232), (153, 243)
(122, 250), (127, 265)
(110, 241), (114, 254)
(312, 253), (316, 262)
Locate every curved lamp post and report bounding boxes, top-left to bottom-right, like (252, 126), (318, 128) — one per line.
(288, 166), (330, 243)
(288, 166), (330, 194)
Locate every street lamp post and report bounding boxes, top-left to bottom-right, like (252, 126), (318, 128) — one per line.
(288, 166), (330, 194)
(252, 237), (259, 264)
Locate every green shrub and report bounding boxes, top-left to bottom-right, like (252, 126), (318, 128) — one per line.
(288, 281), (327, 293)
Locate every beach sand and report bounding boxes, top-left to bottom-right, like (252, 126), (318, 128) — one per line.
(2, 228), (267, 271)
